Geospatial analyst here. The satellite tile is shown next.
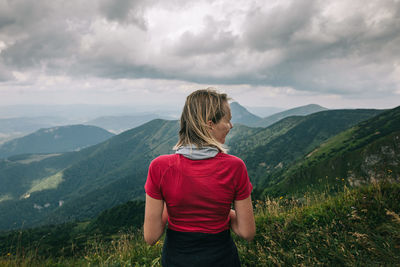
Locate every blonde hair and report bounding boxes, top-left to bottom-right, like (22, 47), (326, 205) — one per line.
(174, 88), (230, 152)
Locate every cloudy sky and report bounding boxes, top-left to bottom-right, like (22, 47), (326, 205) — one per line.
(0, 0), (399, 110)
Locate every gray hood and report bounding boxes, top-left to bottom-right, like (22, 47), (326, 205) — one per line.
(175, 145), (219, 160)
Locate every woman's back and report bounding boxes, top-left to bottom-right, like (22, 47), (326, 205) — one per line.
(145, 153), (252, 233)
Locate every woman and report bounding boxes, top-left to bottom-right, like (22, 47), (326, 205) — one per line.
(144, 88), (255, 266)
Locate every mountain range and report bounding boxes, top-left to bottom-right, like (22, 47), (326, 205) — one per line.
(0, 102), (396, 231)
(0, 102), (322, 146)
(229, 109), (383, 185)
(0, 102), (399, 266)
(230, 102), (327, 127)
(252, 104), (328, 127)
(0, 117), (72, 145)
(0, 125), (114, 159)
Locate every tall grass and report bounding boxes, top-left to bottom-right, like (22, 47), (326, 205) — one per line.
(1, 182), (399, 266)
(1, 230), (163, 267)
(236, 182), (400, 266)
(82, 232), (162, 266)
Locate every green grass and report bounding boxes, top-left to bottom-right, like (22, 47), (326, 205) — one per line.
(1, 182), (399, 266)
(237, 182), (400, 266)
(1, 230), (163, 267)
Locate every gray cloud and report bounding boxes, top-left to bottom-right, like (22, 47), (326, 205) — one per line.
(99, 0), (148, 30)
(0, 65), (13, 81)
(243, 0), (319, 51)
(172, 17), (237, 56)
(3, 26), (79, 70)
(0, 0), (149, 77)
(0, 15), (15, 30)
(0, 0), (399, 100)
(231, 0), (400, 94)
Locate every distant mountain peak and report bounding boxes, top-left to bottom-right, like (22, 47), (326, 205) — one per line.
(0, 125), (114, 159)
(230, 101), (262, 125)
(230, 101), (244, 107)
(254, 104), (328, 127)
(292, 103), (327, 110)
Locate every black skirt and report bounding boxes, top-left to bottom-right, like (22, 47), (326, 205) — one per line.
(161, 228), (241, 267)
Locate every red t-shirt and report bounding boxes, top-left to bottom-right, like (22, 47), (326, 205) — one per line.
(144, 153), (253, 233)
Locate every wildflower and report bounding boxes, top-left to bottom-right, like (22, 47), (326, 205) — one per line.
(7, 253), (11, 256)
(279, 196), (283, 200)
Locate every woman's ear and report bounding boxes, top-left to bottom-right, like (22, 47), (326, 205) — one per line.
(207, 120), (214, 129)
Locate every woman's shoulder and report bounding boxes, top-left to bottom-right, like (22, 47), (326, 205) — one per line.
(216, 153), (246, 166)
(150, 154), (179, 168)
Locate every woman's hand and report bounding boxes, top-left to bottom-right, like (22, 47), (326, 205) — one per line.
(229, 209), (238, 233)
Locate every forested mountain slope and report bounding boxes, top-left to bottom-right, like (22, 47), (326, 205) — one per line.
(0, 119), (178, 230)
(229, 109), (383, 185)
(263, 106), (400, 197)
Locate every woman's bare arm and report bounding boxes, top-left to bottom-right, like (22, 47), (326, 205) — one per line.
(144, 194), (167, 245)
(230, 195), (256, 241)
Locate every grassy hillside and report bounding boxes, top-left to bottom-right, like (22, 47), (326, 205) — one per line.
(1, 182), (398, 266)
(0, 200), (145, 258)
(231, 109), (383, 187)
(265, 106), (400, 197)
(238, 182), (400, 266)
(228, 116), (303, 156)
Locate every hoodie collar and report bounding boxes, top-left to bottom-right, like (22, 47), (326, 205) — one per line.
(175, 145), (219, 160)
